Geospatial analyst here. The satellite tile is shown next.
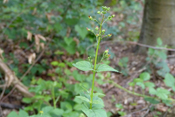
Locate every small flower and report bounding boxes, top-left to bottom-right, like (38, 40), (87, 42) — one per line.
(108, 34), (112, 37)
(95, 26), (99, 30)
(102, 29), (105, 33)
(86, 28), (90, 31)
(88, 16), (93, 20)
(96, 34), (99, 37)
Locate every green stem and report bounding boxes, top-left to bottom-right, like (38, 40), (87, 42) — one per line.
(107, 80), (175, 102)
(52, 86), (56, 108)
(90, 18), (104, 109)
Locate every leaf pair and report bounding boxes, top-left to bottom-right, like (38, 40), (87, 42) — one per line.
(73, 61), (119, 72)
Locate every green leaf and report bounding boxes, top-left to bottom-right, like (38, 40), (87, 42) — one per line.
(50, 108), (64, 116)
(19, 110), (29, 117)
(76, 96), (90, 103)
(129, 82), (135, 87)
(118, 111), (126, 116)
(115, 103), (123, 109)
(64, 37), (73, 45)
(156, 88), (170, 100)
(133, 78), (143, 83)
(96, 64), (119, 72)
(75, 25), (88, 39)
(7, 111), (18, 117)
(136, 82), (145, 89)
(149, 87), (157, 95)
(144, 97), (160, 104)
(73, 61), (93, 71)
(94, 93), (105, 97)
(157, 38), (162, 46)
(139, 72), (150, 81)
(42, 106), (53, 113)
(145, 82), (155, 88)
(164, 73), (175, 88)
(51, 61), (59, 66)
(82, 105), (107, 117)
(22, 98), (32, 103)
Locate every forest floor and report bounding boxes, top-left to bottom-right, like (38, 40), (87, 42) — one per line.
(1, 40), (175, 117)
(1, 3), (175, 117)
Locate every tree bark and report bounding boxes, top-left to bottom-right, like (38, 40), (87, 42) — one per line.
(139, 0), (175, 47)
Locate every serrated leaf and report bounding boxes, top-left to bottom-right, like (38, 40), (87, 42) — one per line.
(64, 37), (73, 45)
(75, 25), (88, 39)
(73, 61), (93, 71)
(145, 82), (155, 88)
(7, 111), (18, 117)
(144, 97), (160, 104)
(156, 88), (170, 100)
(76, 96), (90, 103)
(149, 87), (157, 95)
(19, 110), (29, 117)
(82, 105), (107, 117)
(94, 93), (105, 97)
(96, 64), (118, 72)
(136, 82), (145, 89)
(50, 108), (64, 115)
(164, 73), (175, 88)
(140, 72), (150, 81)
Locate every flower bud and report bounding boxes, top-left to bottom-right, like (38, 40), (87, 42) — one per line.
(86, 28), (90, 31)
(107, 7), (110, 11)
(102, 6), (107, 11)
(88, 16), (93, 20)
(112, 14), (115, 18)
(96, 34), (99, 37)
(95, 26), (99, 30)
(108, 16), (112, 20)
(102, 29), (105, 33)
(108, 34), (112, 37)
(102, 11), (107, 14)
(97, 11), (101, 14)
(105, 49), (109, 53)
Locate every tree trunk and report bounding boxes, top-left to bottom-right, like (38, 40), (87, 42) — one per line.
(139, 0), (175, 47)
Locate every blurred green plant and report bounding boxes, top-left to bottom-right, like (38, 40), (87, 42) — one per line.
(118, 57), (129, 76)
(146, 38), (169, 77)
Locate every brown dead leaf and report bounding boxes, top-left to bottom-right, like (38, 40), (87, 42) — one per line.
(3, 0), (8, 4)
(40, 43), (45, 50)
(0, 48), (4, 60)
(35, 35), (40, 52)
(156, 104), (168, 112)
(27, 31), (32, 41)
(46, 13), (53, 23)
(37, 34), (46, 41)
(32, 8), (37, 15)
(28, 53), (36, 64)
(66, 27), (71, 37)
(5, 73), (14, 87)
(73, 37), (79, 45)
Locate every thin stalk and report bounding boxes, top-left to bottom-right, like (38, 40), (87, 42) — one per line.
(107, 80), (175, 102)
(90, 15), (104, 109)
(52, 87), (56, 108)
